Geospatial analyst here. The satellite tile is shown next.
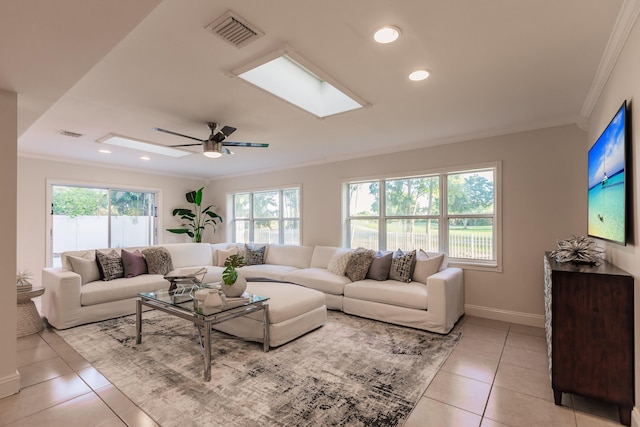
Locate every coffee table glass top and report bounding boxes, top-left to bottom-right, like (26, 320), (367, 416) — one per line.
(139, 286), (269, 317)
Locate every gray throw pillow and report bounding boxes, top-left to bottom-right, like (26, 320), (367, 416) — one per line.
(142, 247), (174, 275)
(345, 247), (376, 281)
(389, 249), (416, 283)
(95, 250), (124, 281)
(366, 251), (393, 281)
(244, 244), (266, 265)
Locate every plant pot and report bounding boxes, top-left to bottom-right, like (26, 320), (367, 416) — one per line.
(221, 275), (247, 297)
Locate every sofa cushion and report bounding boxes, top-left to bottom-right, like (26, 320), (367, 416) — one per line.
(96, 250), (124, 281)
(80, 274), (169, 306)
(239, 264), (299, 281)
(142, 247), (174, 275)
(162, 243), (213, 268)
(67, 254), (101, 285)
(121, 249), (148, 278)
(265, 244), (313, 269)
(309, 246), (340, 268)
(242, 281), (326, 324)
(366, 251), (393, 281)
(388, 249), (416, 283)
(412, 251), (445, 284)
(284, 268), (351, 295)
(344, 279), (428, 310)
(327, 249), (353, 276)
(345, 248), (376, 282)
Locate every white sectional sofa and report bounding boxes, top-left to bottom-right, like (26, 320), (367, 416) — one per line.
(42, 242), (464, 336)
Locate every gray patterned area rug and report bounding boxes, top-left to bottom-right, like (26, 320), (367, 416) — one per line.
(58, 311), (460, 427)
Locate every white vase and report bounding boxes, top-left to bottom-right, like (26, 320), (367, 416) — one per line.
(221, 275), (247, 297)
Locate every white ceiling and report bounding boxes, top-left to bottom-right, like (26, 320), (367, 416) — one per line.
(1, 0), (634, 179)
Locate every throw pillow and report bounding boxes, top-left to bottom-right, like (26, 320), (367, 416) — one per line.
(67, 254), (101, 285)
(366, 251), (393, 281)
(95, 250), (124, 281)
(244, 244), (266, 265)
(121, 249), (148, 278)
(327, 249), (353, 276)
(389, 249), (416, 283)
(142, 247), (174, 275)
(345, 247), (376, 281)
(217, 247), (238, 267)
(412, 250), (445, 284)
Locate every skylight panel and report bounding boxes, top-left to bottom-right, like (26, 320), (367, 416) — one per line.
(232, 48), (369, 118)
(97, 134), (190, 158)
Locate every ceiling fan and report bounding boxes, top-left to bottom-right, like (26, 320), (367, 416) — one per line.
(153, 122), (268, 158)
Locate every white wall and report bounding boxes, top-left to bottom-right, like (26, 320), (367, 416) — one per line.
(585, 15), (640, 425)
(210, 123), (587, 325)
(17, 157), (210, 286)
(0, 90), (19, 398)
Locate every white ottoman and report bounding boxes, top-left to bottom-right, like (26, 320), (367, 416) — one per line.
(213, 280), (327, 348)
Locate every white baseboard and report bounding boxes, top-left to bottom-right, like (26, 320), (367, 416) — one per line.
(464, 304), (545, 328)
(632, 406), (639, 427)
(0, 370), (21, 399)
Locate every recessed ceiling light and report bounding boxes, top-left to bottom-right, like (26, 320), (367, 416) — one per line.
(409, 70), (430, 81)
(232, 46), (370, 118)
(140, 156), (151, 161)
(374, 26), (401, 44)
(98, 149), (111, 154)
(97, 134), (190, 158)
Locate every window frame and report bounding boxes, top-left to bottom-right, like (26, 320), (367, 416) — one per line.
(228, 186), (302, 245)
(344, 162), (502, 271)
(45, 178), (161, 268)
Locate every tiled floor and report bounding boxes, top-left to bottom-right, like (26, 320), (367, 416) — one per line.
(0, 310), (625, 426)
(404, 316), (624, 427)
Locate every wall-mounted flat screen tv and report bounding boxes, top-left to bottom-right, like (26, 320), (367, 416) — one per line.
(587, 101), (627, 245)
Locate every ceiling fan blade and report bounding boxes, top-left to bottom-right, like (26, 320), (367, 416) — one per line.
(167, 143), (203, 148)
(153, 127), (205, 143)
(220, 126), (237, 137)
(222, 142), (269, 148)
(222, 147), (233, 155)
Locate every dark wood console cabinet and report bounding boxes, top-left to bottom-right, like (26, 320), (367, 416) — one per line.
(544, 254), (634, 425)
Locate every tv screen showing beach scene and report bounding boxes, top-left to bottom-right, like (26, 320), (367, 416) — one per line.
(588, 101), (627, 245)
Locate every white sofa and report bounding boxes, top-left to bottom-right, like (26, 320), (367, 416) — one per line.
(42, 242), (464, 335)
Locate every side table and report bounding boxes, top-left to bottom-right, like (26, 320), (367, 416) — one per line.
(17, 286), (45, 337)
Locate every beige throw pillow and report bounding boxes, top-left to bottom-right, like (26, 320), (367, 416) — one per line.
(412, 250), (445, 284)
(216, 247), (238, 267)
(67, 254), (101, 285)
(327, 249), (353, 276)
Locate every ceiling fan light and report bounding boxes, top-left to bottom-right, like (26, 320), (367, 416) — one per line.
(203, 140), (223, 158)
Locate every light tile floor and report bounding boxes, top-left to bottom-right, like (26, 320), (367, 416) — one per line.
(404, 315), (624, 427)
(0, 306), (624, 426)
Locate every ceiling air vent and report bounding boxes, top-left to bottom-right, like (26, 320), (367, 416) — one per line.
(205, 11), (264, 49)
(58, 130), (84, 138)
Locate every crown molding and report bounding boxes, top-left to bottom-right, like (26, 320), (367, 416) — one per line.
(579, 0), (640, 128)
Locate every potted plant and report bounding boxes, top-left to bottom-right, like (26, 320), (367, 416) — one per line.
(221, 254), (247, 297)
(167, 187), (222, 243)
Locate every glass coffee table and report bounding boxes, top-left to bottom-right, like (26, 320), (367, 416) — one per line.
(136, 286), (269, 381)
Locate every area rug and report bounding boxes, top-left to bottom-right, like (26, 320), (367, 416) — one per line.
(58, 311), (460, 427)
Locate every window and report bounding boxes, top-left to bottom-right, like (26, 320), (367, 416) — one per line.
(48, 184), (157, 267)
(345, 163), (500, 269)
(231, 187), (300, 245)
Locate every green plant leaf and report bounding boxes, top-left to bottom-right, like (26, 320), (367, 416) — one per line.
(194, 187), (203, 206)
(185, 190), (198, 204)
(166, 228), (190, 234)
